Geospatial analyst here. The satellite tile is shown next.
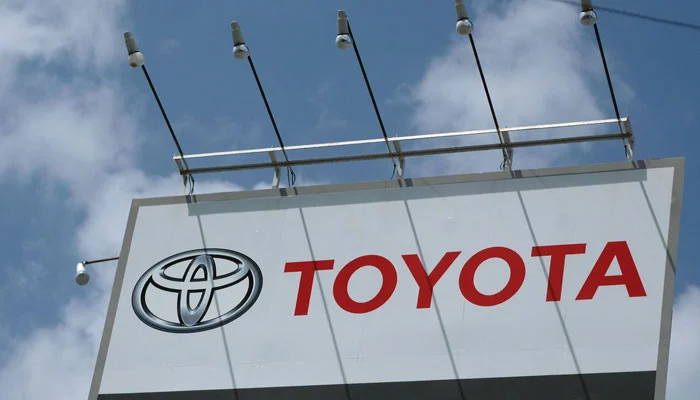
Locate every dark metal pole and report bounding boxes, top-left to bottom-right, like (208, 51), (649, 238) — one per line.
(83, 256), (120, 265)
(247, 56), (296, 186)
(141, 65), (195, 192)
(467, 34), (509, 167)
(347, 22), (398, 177)
(593, 23), (628, 156)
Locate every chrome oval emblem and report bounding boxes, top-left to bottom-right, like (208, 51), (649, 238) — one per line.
(131, 249), (262, 333)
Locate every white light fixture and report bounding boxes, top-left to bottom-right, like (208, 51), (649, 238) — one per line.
(336, 10), (353, 50)
(74, 257), (118, 286)
(580, 0), (598, 26)
(75, 262), (89, 286)
(231, 21), (250, 60)
(124, 32), (145, 68)
(455, 0), (474, 35)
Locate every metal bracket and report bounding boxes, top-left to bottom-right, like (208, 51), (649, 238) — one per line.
(393, 140), (405, 179)
(174, 156), (189, 195)
(501, 130), (513, 171)
(268, 151), (281, 189)
(624, 117), (635, 160)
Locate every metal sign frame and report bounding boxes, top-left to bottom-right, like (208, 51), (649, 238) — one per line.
(173, 117), (634, 189)
(90, 157), (682, 400)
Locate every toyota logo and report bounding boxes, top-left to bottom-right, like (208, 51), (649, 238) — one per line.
(132, 249), (262, 333)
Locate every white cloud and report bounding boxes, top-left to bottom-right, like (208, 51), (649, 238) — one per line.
(0, 0), (248, 398)
(0, 0), (137, 199)
(0, 0), (126, 94)
(0, 83), (137, 195)
(0, 168), (248, 399)
(667, 285), (700, 399)
(76, 170), (244, 262)
(409, 0), (608, 176)
(0, 282), (109, 400)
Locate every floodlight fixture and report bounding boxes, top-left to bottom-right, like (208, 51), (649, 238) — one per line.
(75, 262), (89, 286)
(336, 11), (353, 49)
(75, 256), (119, 286)
(124, 32), (145, 68)
(231, 21), (250, 60)
(580, 1), (598, 26)
(455, 0), (474, 35)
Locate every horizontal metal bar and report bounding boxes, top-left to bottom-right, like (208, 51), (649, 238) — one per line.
(174, 117), (628, 161)
(83, 256), (120, 265)
(181, 132), (631, 176)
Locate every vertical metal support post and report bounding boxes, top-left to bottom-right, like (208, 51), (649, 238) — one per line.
(268, 151), (281, 188)
(624, 117), (635, 160)
(501, 130), (513, 171)
(393, 141), (405, 179)
(174, 156), (188, 195)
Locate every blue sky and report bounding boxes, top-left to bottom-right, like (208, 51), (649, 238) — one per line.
(0, 0), (698, 398)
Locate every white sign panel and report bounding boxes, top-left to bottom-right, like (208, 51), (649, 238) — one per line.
(90, 159), (683, 400)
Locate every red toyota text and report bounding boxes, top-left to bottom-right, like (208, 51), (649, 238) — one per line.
(284, 241), (646, 315)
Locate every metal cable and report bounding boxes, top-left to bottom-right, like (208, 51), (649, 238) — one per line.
(544, 0), (700, 32)
(247, 56), (296, 187)
(347, 22), (398, 178)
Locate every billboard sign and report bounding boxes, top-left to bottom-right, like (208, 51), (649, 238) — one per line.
(90, 158), (684, 400)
